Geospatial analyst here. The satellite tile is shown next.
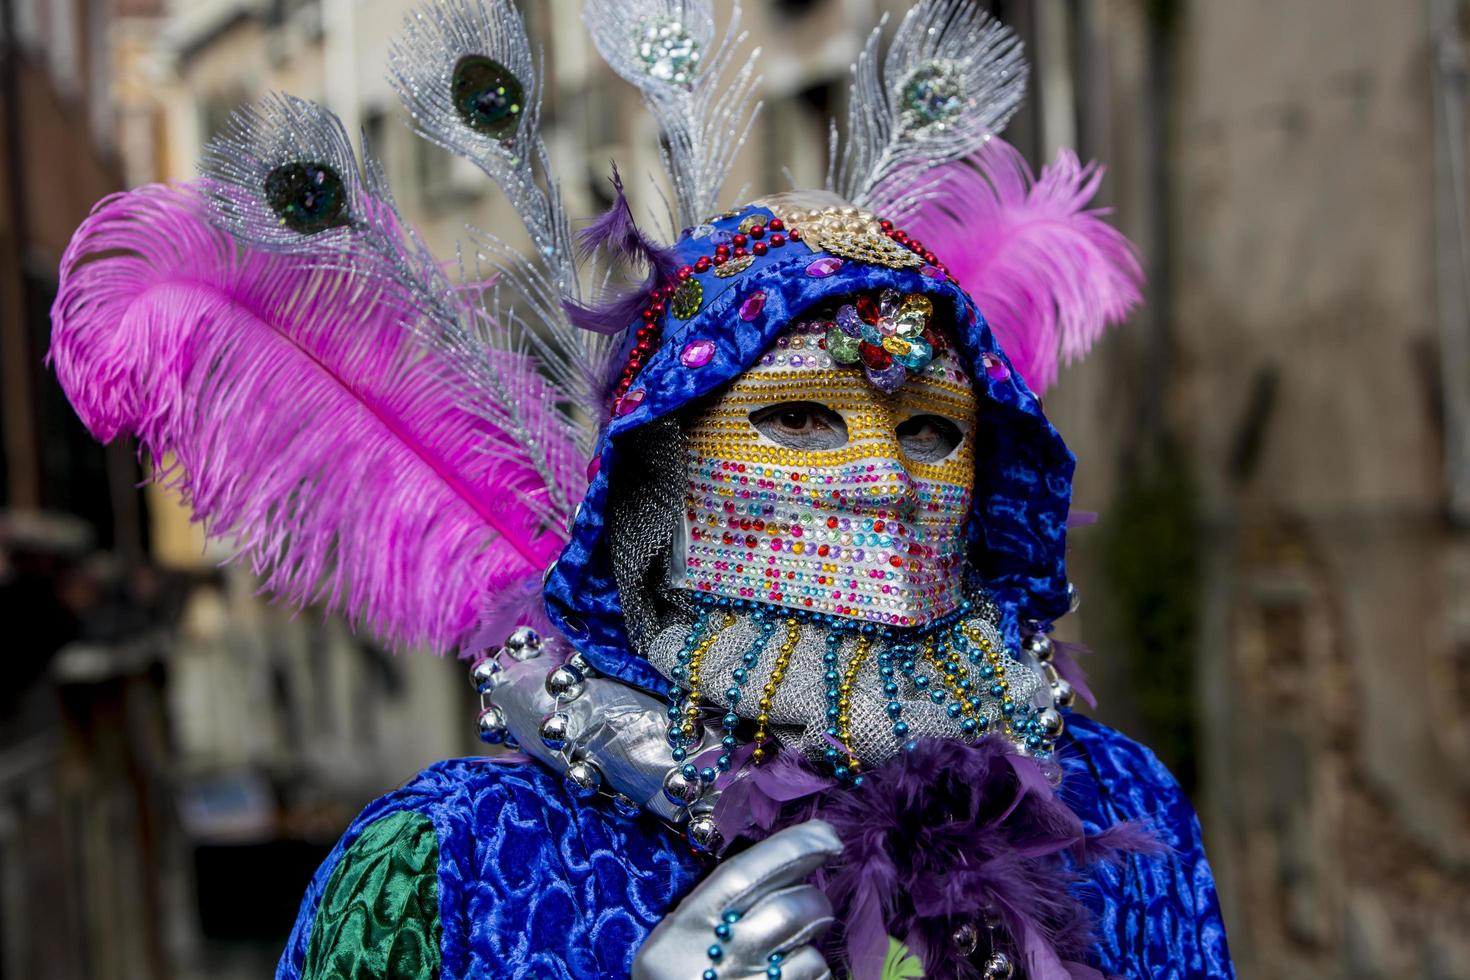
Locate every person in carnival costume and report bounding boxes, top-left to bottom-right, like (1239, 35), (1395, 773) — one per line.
(47, 0), (1234, 976)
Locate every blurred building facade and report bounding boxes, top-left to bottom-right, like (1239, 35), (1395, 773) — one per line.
(4, 0), (1470, 977)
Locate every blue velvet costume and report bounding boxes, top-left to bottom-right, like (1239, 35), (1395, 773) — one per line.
(279, 205), (1235, 979)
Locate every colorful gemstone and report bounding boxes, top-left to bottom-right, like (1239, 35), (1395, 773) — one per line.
(835, 305), (863, 336)
(614, 388), (646, 416)
(901, 294), (933, 318)
(826, 326), (863, 364)
(586, 455), (602, 480)
(739, 290), (767, 321)
(681, 339), (716, 367)
(805, 257), (843, 277)
(879, 289), (902, 318)
(981, 352), (1011, 381)
(865, 359), (907, 393)
(856, 294), (882, 323)
(894, 335), (933, 369)
(920, 264), (946, 279)
(859, 342), (893, 371)
(672, 278), (704, 319)
(892, 309), (927, 339)
(880, 335), (911, 358)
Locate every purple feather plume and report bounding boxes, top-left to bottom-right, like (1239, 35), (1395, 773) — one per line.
(49, 183), (569, 653)
(891, 138), (1143, 394)
(710, 736), (1158, 980)
(563, 166), (679, 338)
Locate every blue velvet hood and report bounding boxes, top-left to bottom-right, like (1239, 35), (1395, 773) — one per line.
(544, 204), (1076, 694)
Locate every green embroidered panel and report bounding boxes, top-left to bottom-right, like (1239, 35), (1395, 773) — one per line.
(303, 810), (442, 980)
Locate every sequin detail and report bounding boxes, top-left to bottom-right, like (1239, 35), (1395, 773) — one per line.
(739, 291), (767, 321)
(636, 17), (701, 86)
(615, 388), (646, 416)
(898, 60), (967, 132)
(672, 278), (704, 319)
(714, 254), (755, 278)
(681, 340), (716, 368)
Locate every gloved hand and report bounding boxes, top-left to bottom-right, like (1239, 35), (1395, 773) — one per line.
(478, 640), (722, 822)
(632, 821), (842, 980)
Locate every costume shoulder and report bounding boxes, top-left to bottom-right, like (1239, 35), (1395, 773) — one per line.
(1061, 715), (1236, 980)
(277, 757), (704, 980)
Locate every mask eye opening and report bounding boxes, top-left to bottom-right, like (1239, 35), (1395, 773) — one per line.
(895, 413), (963, 463)
(748, 400), (849, 451)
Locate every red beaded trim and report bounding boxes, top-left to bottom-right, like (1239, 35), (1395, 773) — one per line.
(878, 218), (951, 277)
(608, 214), (950, 415)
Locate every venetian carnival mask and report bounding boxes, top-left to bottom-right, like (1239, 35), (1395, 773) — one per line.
(669, 290), (977, 629)
(638, 291), (1057, 776)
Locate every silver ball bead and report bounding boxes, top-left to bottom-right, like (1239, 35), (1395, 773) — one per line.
(564, 760), (603, 799)
(1051, 678), (1076, 708)
(983, 951), (1014, 979)
(1038, 707), (1065, 738)
(470, 657), (501, 694)
(539, 711), (573, 752)
(567, 652), (597, 677)
(1022, 632), (1054, 662)
(1041, 661), (1061, 685)
(545, 665), (586, 701)
(1066, 581), (1081, 613)
(477, 704), (508, 744)
(952, 922), (979, 955)
(505, 626), (544, 660)
(612, 793), (641, 818)
(661, 767), (703, 807)
(687, 814), (724, 854)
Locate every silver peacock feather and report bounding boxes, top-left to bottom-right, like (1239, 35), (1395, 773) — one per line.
(199, 93), (581, 527)
(388, 0), (620, 444)
(830, 0), (1028, 223)
(582, 0), (763, 232)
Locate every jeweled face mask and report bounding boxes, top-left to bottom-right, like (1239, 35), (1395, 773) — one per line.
(669, 290), (976, 628)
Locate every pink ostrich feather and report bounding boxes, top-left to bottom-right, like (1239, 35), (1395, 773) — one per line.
(49, 182), (571, 653)
(894, 138), (1143, 395)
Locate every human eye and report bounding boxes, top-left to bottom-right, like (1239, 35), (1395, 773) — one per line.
(895, 413), (963, 462)
(748, 401), (849, 450)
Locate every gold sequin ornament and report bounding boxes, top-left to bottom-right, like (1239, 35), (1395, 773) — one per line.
(818, 230), (925, 269)
(713, 254), (755, 278)
(672, 277), (704, 319)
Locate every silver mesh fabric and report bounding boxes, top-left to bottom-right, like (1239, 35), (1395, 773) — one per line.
(642, 604), (1041, 769)
(606, 416), (692, 650)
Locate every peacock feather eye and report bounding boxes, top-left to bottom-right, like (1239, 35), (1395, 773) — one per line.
(898, 61), (967, 133)
(451, 55), (524, 140)
(263, 161), (349, 234)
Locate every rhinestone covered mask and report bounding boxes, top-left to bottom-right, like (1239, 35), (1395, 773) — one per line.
(670, 303), (976, 628)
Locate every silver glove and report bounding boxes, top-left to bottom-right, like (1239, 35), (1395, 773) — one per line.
(632, 820), (841, 980)
(487, 650), (722, 822)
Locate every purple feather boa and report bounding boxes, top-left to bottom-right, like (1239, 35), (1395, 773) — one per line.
(563, 166), (679, 338)
(708, 736), (1158, 980)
